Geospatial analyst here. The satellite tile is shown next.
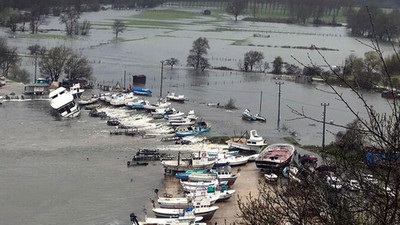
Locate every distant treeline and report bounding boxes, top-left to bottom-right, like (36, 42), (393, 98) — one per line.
(347, 5), (400, 40)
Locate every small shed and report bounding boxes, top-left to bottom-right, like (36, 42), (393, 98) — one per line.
(132, 75), (146, 84)
(24, 83), (50, 95)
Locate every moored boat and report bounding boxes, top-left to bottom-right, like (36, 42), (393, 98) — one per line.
(166, 92), (185, 102)
(255, 143), (295, 169)
(175, 122), (211, 137)
(69, 83), (84, 99)
(78, 96), (98, 105)
(133, 87), (152, 96)
(152, 204), (218, 221)
(49, 87), (80, 118)
(227, 130), (268, 153)
(157, 195), (218, 209)
(242, 109), (256, 121)
(161, 152), (215, 173)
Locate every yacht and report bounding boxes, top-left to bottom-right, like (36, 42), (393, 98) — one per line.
(69, 83), (84, 99)
(49, 87), (80, 118)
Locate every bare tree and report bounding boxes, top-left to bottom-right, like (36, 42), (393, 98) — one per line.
(0, 39), (20, 76)
(39, 46), (72, 82)
(112, 19), (126, 38)
(187, 37), (210, 71)
(64, 53), (93, 82)
(165, 58), (179, 69)
(59, 6), (80, 36)
(226, 0), (248, 21)
(244, 50), (264, 72)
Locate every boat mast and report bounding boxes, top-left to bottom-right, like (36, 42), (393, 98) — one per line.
(259, 91), (263, 114)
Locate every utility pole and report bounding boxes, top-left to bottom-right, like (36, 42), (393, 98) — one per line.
(276, 82), (284, 131)
(160, 60), (164, 97)
(321, 103), (330, 154)
(34, 53), (37, 83)
(123, 70), (126, 90)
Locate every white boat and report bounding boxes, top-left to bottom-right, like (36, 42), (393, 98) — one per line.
(152, 204), (218, 221)
(78, 96), (98, 105)
(110, 93), (126, 106)
(169, 117), (197, 126)
(186, 187), (236, 202)
(123, 92), (137, 105)
(133, 208), (205, 225)
(143, 99), (171, 111)
(180, 179), (220, 189)
(166, 92), (185, 102)
(264, 173), (278, 182)
(69, 83), (84, 99)
(165, 111), (185, 120)
(216, 165), (239, 186)
(188, 173), (218, 182)
(49, 87), (80, 118)
(157, 195), (218, 209)
(152, 108), (177, 119)
(247, 153), (259, 162)
(161, 152), (215, 173)
(220, 155), (249, 166)
(99, 93), (110, 101)
(227, 130), (268, 153)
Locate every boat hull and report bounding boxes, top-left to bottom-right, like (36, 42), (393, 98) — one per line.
(227, 141), (266, 153)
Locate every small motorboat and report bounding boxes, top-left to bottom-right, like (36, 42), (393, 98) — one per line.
(255, 113), (266, 122)
(107, 119), (120, 126)
(175, 121), (211, 137)
(242, 109), (256, 121)
(69, 83), (85, 99)
(264, 173), (278, 182)
(133, 88), (152, 96)
(78, 96), (98, 105)
(127, 161), (149, 167)
(166, 92), (185, 102)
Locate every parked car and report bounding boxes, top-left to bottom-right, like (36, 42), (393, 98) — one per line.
(345, 179), (361, 191)
(326, 176), (343, 190)
(362, 174), (378, 185)
(300, 154), (318, 164)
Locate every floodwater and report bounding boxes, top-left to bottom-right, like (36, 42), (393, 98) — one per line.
(0, 6), (397, 225)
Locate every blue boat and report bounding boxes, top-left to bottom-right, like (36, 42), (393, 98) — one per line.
(175, 122), (211, 137)
(132, 88), (152, 96)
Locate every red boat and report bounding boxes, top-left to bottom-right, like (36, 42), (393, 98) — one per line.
(255, 143), (295, 169)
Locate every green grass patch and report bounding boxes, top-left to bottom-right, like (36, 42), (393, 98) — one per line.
(94, 19), (180, 28)
(284, 136), (299, 146)
(231, 39), (247, 46)
(207, 136), (231, 144)
(22, 33), (71, 40)
(132, 9), (199, 20)
(156, 34), (176, 38)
